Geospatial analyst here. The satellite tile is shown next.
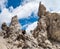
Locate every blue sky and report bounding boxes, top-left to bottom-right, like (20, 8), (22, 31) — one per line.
(0, 0), (39, 30)
(6, 0), (23, 8)
(0, 0), (60, 32)
(6, 0), (39, 30)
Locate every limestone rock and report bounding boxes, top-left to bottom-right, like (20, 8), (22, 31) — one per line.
(38, 2), (60, 42)
(8, 15), (22, 41)
(9, 15), (21, 32)
(33, 2), (60, 49)
(1, 22), (10, 38)
(38, 2), (46, 17)
(47, 13), (60, 41)
(0, 2), (60, 49)
(0, 37), (7, 49)
(1, 22), (8, 31)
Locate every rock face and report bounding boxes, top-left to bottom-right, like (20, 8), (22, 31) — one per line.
(10, 15), (21, 32)
(38, 2), (46, 17)
(0, 37), (7, 49)
(46, 13), (60, 41)
(0, 15), (40, 49)
(38, 2), (60, 42)
(0, 2), (60, 49)
(33, 2), (60, 49)
(1, 22), (8, 31)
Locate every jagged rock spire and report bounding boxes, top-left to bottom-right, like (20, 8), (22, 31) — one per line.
(9, 15), (21, 32)
(38, 2), (46, 18)
(0, 2), (60, 49)
(37, 2), (60, 42)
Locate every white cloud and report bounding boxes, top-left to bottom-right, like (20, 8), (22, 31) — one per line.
(23, 0), (60, 12)
(22, 0), (41, 4)
(41, 0), (60, 12)
(25, 0), (60, 33)
(26, 21), (38, 33)
(0, 1), (39, 26)
(12, 2), (39, 19)
(0, 0), (7, 10)
(0, 0), (60, 31)
(0, 1), (39, 31)
(0, 8), (12, 26)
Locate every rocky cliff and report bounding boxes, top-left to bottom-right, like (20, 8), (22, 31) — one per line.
(0, 2), (60, 49)
(38, 2), (60, 41)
